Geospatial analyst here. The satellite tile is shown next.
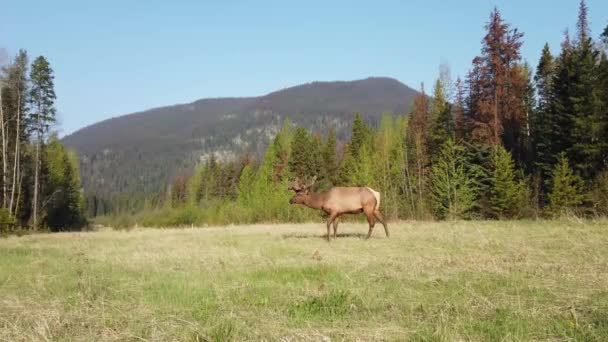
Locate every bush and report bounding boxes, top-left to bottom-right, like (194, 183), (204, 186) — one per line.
(0, 208), (17, 233)
(590, 170), (608, 217)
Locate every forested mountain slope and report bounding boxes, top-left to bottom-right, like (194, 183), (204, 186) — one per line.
(62, 77), (419, 194)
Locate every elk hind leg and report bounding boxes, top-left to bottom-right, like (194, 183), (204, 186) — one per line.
(365, 209), (376, 240)
(374, 210), (389, 238)
(332, 215), (340, 239)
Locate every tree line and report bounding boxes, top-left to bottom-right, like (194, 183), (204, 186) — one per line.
(0, 50), (86, 232)
(97, 1), (608, 226)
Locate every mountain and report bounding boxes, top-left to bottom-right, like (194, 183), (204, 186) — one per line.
(62, 77), (419, 195)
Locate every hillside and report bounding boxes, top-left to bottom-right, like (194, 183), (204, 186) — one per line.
(62, 77), (419, 194)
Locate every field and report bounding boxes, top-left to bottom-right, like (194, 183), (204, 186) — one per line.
(1, 220), (607, 341)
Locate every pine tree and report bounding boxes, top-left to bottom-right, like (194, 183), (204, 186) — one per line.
(28, 56), (56, 228)
(488, 145), (527, 218)
(430, 139), (479, 220)
(548, 153), (585, 216)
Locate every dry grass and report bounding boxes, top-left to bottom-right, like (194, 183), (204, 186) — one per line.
(1, 220), (607, 341)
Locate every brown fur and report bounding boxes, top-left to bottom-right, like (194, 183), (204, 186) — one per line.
(289, 178), (389, 241)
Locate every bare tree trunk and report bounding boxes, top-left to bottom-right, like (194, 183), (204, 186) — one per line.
(9, 90), (20, 215)
(0, 89), (6, 209)
(32, 134), (40, 229)
(493, 90), (499, 145)
(15, 170), (22, 218)
(32, 101), (41, 229)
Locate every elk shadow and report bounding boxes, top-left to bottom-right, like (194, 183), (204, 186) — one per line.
(281, 232), (368, 240)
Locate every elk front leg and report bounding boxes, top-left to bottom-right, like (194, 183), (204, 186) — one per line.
(332, 215), (340, 239)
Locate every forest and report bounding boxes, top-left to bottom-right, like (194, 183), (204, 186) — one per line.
(94, 3), (608, 228)
(0, 50), (86, 233)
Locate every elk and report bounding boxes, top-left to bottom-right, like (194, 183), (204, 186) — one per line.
(288, 176), (389, 241)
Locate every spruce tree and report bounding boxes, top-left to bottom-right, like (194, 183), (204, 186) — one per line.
(430, 139), (478, 220)
(488, 145), (527, 218)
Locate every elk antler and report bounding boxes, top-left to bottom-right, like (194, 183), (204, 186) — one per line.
(288, 177), (304, 192)
(305, 176), (317, 189)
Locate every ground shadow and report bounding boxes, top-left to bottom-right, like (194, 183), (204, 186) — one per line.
(281, 232), (368, 239)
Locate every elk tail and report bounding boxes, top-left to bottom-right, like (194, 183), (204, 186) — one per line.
(366, 187), (381, 211)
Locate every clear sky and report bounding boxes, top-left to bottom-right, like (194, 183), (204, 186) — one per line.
(2, 0), (607, 136)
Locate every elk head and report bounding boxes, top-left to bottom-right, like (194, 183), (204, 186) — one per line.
(288, 176), (317, 204)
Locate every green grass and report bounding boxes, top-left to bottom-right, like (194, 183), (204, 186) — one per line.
(1, 220), (607, 340)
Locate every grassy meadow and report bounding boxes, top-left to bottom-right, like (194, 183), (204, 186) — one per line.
(1, 220), (607, 341)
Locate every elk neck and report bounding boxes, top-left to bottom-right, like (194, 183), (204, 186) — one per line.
(303, 191), (327, 210)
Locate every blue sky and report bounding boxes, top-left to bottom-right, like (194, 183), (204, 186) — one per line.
(2, 0), (607, 135)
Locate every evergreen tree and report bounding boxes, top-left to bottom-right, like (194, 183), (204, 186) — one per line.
(549, 31), (577, 167)
(488, 145), (527, 218)
(547, 153), (585, 216)
(430, 139), (479, 220)
(28, 56), (56, 228)
(569, 0), (603, 179)
(532, 43), (556, 189)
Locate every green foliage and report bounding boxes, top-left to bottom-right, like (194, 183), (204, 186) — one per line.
(548, 154), (585, 217)
(430, 139), (479, 220)
(488, 146), (527, 219)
